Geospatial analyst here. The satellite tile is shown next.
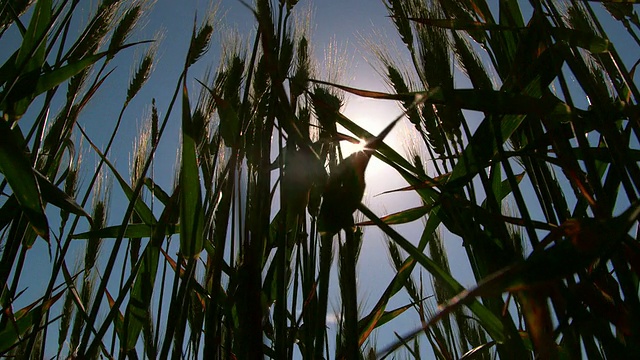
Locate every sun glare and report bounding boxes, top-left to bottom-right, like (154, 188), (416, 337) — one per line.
(354, 138), (367, 153)
(341, 138), (367, 157)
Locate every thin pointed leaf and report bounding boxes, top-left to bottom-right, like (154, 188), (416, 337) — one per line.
(179, 82), (204, 258)
(104, 288), (124, 343)
(376, 174), (450, 196)
(15, 0), (50, 72)
(377, 265), (517, 358)
(159, 248), (210, 299)
(482, 172), (525, 208)
(72, 223), (179, 239)
(359, 215), (443, 346)
(122, 231), (161, 350)
(308, 79), (571, 115)
(356, 205), (431, 226)
(0, 120), (48, 240)
(373, 302), (414, 329)
(401, 17), (523, 31)
(308, 77), (413, 101)
(143, 177), (171, 206)
(3, 42), (152, 118)
(35, 170), (92, 223)
(460, 341), (497, 360)
(34, 42), (151, 97)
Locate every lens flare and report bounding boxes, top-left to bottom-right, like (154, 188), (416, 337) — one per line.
(342, 138), (367, 156)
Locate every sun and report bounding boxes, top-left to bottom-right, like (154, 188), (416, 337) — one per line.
(352, 138), (367, 153)
(341, 137), (367, 157)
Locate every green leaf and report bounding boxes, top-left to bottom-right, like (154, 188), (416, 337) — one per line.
(445, 42), (567, 185)
(310, 73), (571, 117)
(402, 17), (522, 31)
(33, 53), (106, 96)
(371, 302), (414, 329)
(0, 196), (19, 232)
(15, 0), (51, 73)
(179, 82), (204, 258)
(116, 188), (179, 354)
(35, 170), (92, 222)
(5, 53), (106, 117)
(551, 27), (611, 53)
(123, 251), (158, 350)
(482, 172), (525, 208)
(122, 228), (162, 349)
(448, 113), (523, 185)
(72, 223), (179, 239)
(3, 42), (151, 118)
(0, 120), (48, 241)
(143, 177), (172, 206)
(429, 88), (571, 115)
(571, 147), (640, 162)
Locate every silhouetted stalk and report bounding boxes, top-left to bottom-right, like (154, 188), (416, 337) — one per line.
(340, 227), (359, 360)
(315, 232), (333, 360)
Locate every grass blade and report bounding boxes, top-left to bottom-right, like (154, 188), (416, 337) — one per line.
(0, 120), (48, 241)
(15, 0), (50, 72)
(179, 81), (204, 258)
(71, 223), (179, 240)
